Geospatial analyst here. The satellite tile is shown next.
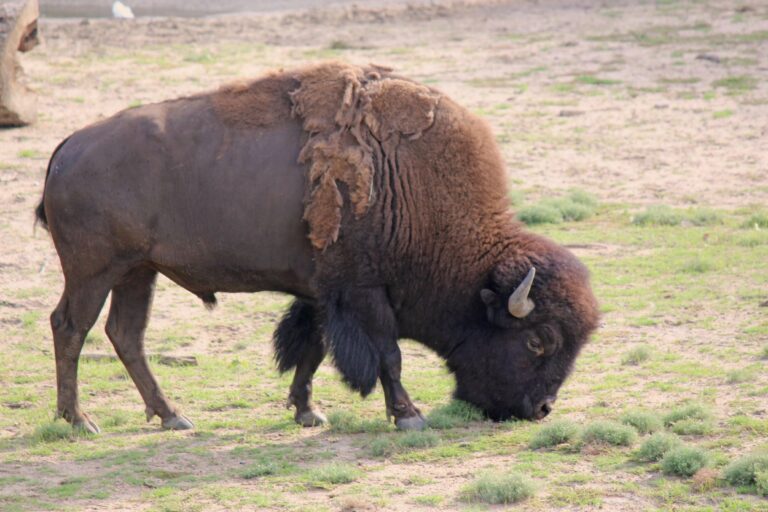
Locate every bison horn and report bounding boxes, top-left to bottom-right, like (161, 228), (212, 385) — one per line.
(507, 267), (536, 318)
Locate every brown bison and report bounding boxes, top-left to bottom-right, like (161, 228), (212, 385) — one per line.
(36, 62), (599, 433)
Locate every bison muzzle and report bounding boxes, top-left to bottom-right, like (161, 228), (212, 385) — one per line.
(35, 62), (599, 433)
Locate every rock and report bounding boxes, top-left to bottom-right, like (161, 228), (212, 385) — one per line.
(0, 0), (40, 126)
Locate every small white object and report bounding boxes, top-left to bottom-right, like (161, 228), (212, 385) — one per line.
(112, 1), (135, 19)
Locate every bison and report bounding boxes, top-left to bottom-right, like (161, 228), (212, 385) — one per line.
(35, 62), (599, 433)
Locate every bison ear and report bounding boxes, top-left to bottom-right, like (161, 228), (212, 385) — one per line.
(480, 288), (500, 308)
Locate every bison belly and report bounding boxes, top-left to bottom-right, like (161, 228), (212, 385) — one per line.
(43, 97), (316, 299)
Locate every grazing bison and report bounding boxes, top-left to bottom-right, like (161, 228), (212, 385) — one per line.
(36, 62), (599, 433)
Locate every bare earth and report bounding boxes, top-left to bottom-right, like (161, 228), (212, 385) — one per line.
(1, 0), (767, 511)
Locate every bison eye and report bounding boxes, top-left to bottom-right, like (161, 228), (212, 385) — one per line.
(526, 337), (545, 356)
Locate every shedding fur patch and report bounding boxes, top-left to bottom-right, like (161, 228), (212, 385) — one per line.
(289, 62), (441, 250)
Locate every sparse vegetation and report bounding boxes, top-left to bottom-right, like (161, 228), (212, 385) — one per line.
(530, 420), (580, 449)
(663, 404), (711, 427)
(460, 471), (535, 504)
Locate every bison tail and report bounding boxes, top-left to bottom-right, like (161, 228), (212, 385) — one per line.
(323, 295), (380, 397)
(35, 136), (71, 232)
(273, 299), (320, 373)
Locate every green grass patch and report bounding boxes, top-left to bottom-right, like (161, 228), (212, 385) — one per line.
(241, 461), (282, 479)
(632, 205), (721, 227)
(741, 211), (768, 229)
(460, 470), (535, 504)
(575, 74), (621, 86)
(713, 109), (734, 119)
(581, 421), (636, 447)
(635, 433), (682, 462)
(304, 463), (360, 488)
(426, 400), (484, 429)
(516, 189), (598, 225)
(622, 345), (652, 366)
(662, 446), (709, 477)
(621, 410), (663, 434)
(326, 411), (392, 434)
(529, 419), (580, 449)
(17, 149), (46, 159)
(32, 422), (87, 443)
(712, 75), (757, 94)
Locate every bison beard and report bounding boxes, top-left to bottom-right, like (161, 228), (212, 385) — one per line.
(36, 61), (599, 433)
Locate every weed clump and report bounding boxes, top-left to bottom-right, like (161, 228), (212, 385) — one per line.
(621, 410), (663, 434)
(662, 446), (709, 477)
(460, 471), (535, 504)
(622, 345), (652, 366)
(663, 403), (711, 427)
(529, 420), (580, 449)
(723, 453), (768, 490)
(581, 421), (636, 447)
(635, 433), (682, 462)
(427, 400), (484, 429)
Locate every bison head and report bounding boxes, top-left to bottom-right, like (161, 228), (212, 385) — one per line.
(447, 239), (599, 421)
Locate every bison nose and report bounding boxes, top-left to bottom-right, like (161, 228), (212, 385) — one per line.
(534, 396), (556, 420)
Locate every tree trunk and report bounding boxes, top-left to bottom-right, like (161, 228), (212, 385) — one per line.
(0, 0), (39, 127)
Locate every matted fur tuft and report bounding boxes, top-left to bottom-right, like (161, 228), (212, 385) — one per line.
(289, 62), (440, 250)
(273, 300), (319, 374)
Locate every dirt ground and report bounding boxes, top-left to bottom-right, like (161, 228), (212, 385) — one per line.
(1, 0), (767, 511)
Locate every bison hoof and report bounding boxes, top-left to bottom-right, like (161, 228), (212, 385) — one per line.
(162, 414), (194, 431)
(73, 414), (101, 435)
(395, 415), (426, 431)
(295, 409), (327, 427)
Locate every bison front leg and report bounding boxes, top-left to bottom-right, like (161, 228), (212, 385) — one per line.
(273, 300), (328, 427)
(324, 287), (425, 430)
